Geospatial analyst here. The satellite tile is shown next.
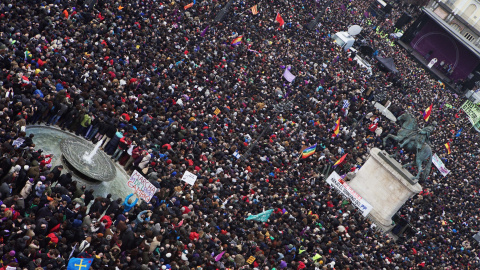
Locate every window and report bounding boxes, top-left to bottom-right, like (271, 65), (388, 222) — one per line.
(464, 4), (478, 19)
(465, 32), (475, 42)
(451, 23), (461, 32)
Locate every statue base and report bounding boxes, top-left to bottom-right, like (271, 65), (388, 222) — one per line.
(348, 148), (422, 232)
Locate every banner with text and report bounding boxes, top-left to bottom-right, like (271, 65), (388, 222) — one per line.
(461, 100), (480, 131)
(127, 170), (157, 202)
(181, 171), (198, 185)
(325, 171), (373, 217)
(432, 153), (450, 177)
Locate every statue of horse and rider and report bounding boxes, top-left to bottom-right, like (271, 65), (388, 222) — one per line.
(383, 111), (435, 182)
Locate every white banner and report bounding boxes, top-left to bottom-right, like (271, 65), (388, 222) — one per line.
(12, 138), (24, 147)
(181, 171), (198, 185)
(432, 153), (450, 177)
(325, 171), (373, 217)
(127, 170), (157, 202)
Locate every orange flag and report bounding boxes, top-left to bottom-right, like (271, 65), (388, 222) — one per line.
(251, 5), (259, 15)
(184, 3), (194, 10)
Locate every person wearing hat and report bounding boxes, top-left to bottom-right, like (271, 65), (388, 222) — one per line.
(20, 178), (35, 199)
(2, 250), (18, 268)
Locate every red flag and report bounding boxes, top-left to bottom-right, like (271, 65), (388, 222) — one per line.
(333, 153), (347, 167)
(184, 2), (194, 10)
(276, 13), (284, 27)
(423, 104), (433, 122)
(444, 142), (451, 154)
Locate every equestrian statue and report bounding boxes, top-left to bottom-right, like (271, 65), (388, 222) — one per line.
(383, 111), (435, 182)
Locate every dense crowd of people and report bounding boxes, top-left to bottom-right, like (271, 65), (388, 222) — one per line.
(0, 0), (479, 269)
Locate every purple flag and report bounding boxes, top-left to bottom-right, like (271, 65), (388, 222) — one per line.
(283, 68), (296, 82)
(201, 26), (209, 37)
(215, 251), (225, 261)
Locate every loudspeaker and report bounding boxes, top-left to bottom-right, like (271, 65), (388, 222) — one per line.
(215, 0), (234, 22)
(395, 12), (412, 29)
(464, 71), (480, 90)
(401, 12), (428, 43)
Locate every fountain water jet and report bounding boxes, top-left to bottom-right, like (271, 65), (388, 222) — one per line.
(60, 137), (116, 182)
(82, 138), (104, 164)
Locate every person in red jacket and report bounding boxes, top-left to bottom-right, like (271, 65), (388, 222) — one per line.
(99, 214), (113, 229)
(112, 136), (131, 162)
(189, 230), (199, 241)
(125, 145), (141, 170)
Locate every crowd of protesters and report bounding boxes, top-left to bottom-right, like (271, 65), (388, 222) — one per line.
(0, 0), (479, 269)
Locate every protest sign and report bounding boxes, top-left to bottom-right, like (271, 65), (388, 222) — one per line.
(283, 68), (296, 82)
(214, 108), (221, 115)
(432, 153), (450, 177)
(181, 171), (198, 185)
(12, 138), (24, 148)
(461, 100), (480, 128)
(127, 170), (157, 202)
(325, 171), (373, 217)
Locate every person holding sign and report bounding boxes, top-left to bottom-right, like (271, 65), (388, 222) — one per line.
(122, 191), (139, 213)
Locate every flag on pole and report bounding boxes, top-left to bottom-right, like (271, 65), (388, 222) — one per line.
(251, 4), (259, 15)
(200, 26), (209, 37)
(333, 153), (348, 167)
(301, 143), (317, 159)
(423, 104), (433, 122)
(276, 13), (285, 27)
(455, 128), (463, 137)
(231, 35), (243, 46)
(283, 68), (296, 82)
(444, 142), (451, 154)
(332, 118), (341, 138)
(215, 251), (226, 261)
(184, 2), (194, 10)
(67, 258), (93, 270)
(246, 209), (273, 222)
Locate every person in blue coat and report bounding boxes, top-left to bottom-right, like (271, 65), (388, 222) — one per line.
(122, 191), (138, 213)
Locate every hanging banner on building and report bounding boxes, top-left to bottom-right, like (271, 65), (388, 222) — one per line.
(432, 153), (450, 177)
(127, 170), (157, 202)
(325, 171), (373, 217)
(461, 100), (480, 131)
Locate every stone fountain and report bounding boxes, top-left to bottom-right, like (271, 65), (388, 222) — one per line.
(60, 137), (116, 182)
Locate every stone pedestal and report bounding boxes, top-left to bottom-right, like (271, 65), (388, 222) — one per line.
(348, 148), (422, 232)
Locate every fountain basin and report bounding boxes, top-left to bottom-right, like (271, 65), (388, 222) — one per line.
(60, 138), (116, 182)
(26, 126), (131, 199)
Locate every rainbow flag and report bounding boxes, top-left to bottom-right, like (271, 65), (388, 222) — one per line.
(444, 142), (451, 154)
(301, 143), (317, 159)
(231, 35), (243, 46)
(423, 104), (433, 122)
(332, 118), (341, 137)
(334, 153), (347, 167)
